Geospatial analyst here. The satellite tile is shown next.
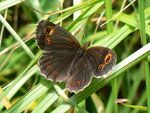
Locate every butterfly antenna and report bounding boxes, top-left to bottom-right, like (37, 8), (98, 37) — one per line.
(31, 6), (52, 15)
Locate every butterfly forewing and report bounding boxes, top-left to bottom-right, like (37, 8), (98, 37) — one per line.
(36, 20), (80, 52)
(87, 47), (117, 78)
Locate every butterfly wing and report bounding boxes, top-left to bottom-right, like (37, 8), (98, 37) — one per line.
(66, 55), (93, 93)
(36, 20), (81, 82)
(35, 20), (117, 93)
(35, 20), (80, 52)
(86, 46), (117, 78)
(39, 50), (78, 82)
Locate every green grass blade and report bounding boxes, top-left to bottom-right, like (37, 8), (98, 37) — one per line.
(138, 0), (150, 113)
(105, 0), (118, 112)
(92, 25), (136, 48)
(4, 80), (51, 113)
(0, 0), (24, 11)
(0, 14), (35, 59)
(0, 56), (39, 110)
(32, 90), (59, 113)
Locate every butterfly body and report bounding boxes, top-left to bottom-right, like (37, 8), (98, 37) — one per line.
(35, 20), (117, 93)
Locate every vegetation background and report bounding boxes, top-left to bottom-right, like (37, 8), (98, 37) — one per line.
(0, 0), (150, 113)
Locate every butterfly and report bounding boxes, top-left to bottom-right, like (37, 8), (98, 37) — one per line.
(35, 20), (117, 93)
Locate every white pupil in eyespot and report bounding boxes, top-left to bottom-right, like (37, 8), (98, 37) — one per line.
(44, 40), (48, 44)
(106, 56), (110, 62)
(46, 28), (51, 34)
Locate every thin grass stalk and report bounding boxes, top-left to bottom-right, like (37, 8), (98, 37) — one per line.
(105, 0), (118, 113)
(138, 0), (150, 113)
(0, 14), (35, 59)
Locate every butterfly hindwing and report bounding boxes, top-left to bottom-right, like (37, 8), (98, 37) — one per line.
(39, 50), (77, 82)
(66, 55), (93, 93)
(36, 20), (80, 52)
(86, 46), (117, 78)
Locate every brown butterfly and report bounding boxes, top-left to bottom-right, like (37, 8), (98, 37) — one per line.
(35, 20), (117, 93)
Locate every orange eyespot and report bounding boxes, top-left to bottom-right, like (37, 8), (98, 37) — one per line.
(71, 80), (85, 86)
(44, 26), (55, 36)
(71, 81), (75, 86)
(105, 53), (112, 64)
(98, 64), (105, 71)
(81, 80), (85, 84)
(76, 81), (81, 85)
(48, 66), (53, 72)
(44, 37), (51, 45)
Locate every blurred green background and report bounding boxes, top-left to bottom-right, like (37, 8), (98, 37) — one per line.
(0, 0), (150, 113)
